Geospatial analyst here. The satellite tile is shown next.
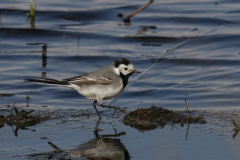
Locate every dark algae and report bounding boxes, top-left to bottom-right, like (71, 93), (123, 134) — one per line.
(123, 105), (206, 131)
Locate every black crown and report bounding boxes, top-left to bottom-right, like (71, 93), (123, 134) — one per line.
(114, 58), (131, 68)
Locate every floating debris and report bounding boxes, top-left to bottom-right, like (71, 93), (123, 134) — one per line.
(123, 105), (206, 131)
(3, 103), (43, 124)
(117, 13), (124, 18)
(0, 102), (48, 136)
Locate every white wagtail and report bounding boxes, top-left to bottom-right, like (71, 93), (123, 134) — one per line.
(25, 58), (140, 119)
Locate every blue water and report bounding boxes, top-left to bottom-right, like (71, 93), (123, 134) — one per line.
(1, 0), (240, 159)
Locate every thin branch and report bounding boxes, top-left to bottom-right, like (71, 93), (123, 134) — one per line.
(232, 120), (240, 129)
(123, 0), (154, 23)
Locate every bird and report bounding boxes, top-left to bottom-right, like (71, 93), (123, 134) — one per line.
(25, 58), (140, 119)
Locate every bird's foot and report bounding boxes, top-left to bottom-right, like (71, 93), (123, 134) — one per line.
(98, 104), (127, 115)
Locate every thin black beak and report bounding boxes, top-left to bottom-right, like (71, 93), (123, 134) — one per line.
(133, 70), (141, 73)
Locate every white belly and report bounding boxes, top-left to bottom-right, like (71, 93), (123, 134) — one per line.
(68, 83), (123, 101)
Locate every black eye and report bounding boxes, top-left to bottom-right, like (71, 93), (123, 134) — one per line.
(125, 68), (128, 70)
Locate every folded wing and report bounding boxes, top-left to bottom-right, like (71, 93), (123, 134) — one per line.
(65, 74), (112, 86)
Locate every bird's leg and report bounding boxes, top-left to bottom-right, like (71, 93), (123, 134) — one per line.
(93, 100), (101, 119)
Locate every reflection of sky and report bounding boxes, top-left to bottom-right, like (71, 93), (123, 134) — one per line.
(117, 119), (240, 160)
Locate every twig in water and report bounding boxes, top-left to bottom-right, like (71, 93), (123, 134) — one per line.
(185, 123), (190, 140)
(185, 98), (190, 118)
(11, 101), (16, 115)
(42, 44), (47, 67)
(42, 44), (47, 57)
(232, 120), (240, 139)
(123, 0), (154, 24)
(232, 120), (240, 129)
(233, 130), (239, 139)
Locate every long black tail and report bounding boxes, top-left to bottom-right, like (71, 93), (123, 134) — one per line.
(24, 77), (69, 86)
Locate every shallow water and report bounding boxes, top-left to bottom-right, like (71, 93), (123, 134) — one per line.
(1, 0), (240, 159)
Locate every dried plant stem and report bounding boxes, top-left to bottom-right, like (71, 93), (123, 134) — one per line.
(185, 123), (190, 140)
(123, 0), (154, 23)
(10, 101), (16, 115)
(185, 98), (190, 118)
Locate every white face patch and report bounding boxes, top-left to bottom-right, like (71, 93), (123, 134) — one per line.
(113, 67), (120, 75)
(118, 63), (135, 75)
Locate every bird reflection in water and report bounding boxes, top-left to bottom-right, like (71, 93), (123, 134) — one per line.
(28, 120), (130, 160)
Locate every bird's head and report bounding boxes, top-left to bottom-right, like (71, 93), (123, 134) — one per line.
(113, 58), (140, 76)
